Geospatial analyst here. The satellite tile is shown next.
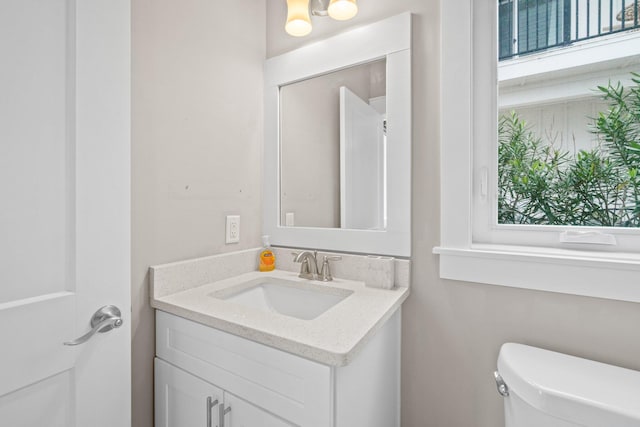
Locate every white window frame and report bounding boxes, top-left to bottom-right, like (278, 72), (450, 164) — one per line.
(435, 0), (640, 303)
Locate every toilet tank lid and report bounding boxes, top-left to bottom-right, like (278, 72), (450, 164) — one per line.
(497, 343), (640, 427)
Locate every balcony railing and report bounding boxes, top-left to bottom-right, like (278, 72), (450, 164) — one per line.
(499, 0), (640, 60)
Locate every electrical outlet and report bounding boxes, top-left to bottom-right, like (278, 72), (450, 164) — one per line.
(225, 215), (240, 244)
(285, 212), (295, 227)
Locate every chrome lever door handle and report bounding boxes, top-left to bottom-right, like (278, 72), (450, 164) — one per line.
(64, 305), (123, 346)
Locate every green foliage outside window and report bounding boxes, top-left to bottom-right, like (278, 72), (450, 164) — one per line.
(498, 73), (640, 227)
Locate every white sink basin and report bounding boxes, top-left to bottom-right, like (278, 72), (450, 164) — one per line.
(210, 278), (353, 320)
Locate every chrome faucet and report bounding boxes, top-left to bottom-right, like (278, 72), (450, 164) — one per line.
(292, 251), (342, 281)
(292, 251), (319, 280)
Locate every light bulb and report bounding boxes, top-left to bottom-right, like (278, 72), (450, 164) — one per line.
(286, 0), (312, 37)
(328, 0), (357, 21)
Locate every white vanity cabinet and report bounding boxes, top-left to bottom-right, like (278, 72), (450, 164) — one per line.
(154, 309), (401, 427)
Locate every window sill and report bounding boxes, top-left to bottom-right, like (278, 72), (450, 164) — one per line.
(432, 245), (640, 303)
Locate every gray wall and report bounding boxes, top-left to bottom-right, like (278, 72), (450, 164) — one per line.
(264, 2), (640, 427)
(132, 1), (265, 426)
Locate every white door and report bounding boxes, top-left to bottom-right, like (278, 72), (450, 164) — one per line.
(339, 86), (385, 230)
(0, 0), (130, 426)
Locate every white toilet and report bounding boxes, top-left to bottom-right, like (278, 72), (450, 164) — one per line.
(495, 343), (640, 427)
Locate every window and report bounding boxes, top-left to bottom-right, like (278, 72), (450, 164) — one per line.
(497, 0), (640, 231)
(476, 0), (640, 252)
(437, 0), (640, 303)
(499, 0), (571, 58)
(498, 0), (515, 58)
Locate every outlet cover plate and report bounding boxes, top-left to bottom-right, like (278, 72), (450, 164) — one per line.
(225, 215), (240, 243)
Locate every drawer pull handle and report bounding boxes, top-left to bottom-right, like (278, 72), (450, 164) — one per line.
(219, 404), (232, 427)
(206, 397), (219, 427)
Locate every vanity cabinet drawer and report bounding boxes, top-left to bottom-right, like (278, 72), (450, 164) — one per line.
(155, 311), (332, 427)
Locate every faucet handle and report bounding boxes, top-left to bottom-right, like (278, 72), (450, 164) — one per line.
(320, 255), (342, 282)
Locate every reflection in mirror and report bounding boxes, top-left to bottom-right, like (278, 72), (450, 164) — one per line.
(280, 59), (386, 230)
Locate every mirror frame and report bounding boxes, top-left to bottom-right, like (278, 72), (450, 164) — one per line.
(264, 12), (411, 257)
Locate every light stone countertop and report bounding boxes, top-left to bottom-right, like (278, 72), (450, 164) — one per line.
(151, 269), (409, 366)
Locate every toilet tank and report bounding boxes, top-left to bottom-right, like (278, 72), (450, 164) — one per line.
(496, 343), (640, 427)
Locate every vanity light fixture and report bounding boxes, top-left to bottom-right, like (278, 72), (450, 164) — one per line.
(285, 0), (358, 37)
(286, 0), (313, 37)
(327, 0), (358, 20)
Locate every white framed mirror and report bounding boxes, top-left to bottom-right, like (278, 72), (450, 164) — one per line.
(264, 12), (411, 256)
